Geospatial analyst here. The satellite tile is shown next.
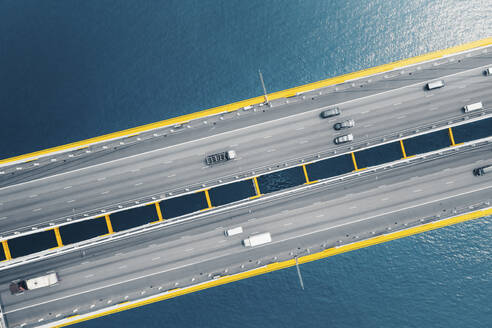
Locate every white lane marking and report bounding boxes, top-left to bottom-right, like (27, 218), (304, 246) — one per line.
(0, 216), (7, 221)
(393, 102), (402, 106)
(8, 183), (491, 315)
(349, 205), (357, 209)
(84, 274), (94, 279)
(316, 214), (325, 218)
(446, 181), (455, 185)
(134, 182), (143, 187)
(185, 248), (194, 252)
(361, 110), (370, 114)
(100, 191), (110, 195)
(412, 189), (423, 193)
(167, 174), (176, 178)
(63, 186), (72, 190)
(284, 222), (293, 226)
(263, 135), (272, 139)
(32, 208), (42, 212)
(299, 140), (309, 144)
(97, 177), (106, 181)
(151, 257), (160, 261)
(425, 94), (434, 98)
(130, 168), (140, 173)
(229, 144), (238, 147)
(267, 149), (276, 153)
(363, 123), (373, 128)
(397, 115), (406, 119)
(29, 194), (38, 198)
(2, 63), (487, 183)
(381, 197), (390, 201)
(66, 199), (75, 203)
(295, 127), (305, 131)
(118, 265), (127, 269)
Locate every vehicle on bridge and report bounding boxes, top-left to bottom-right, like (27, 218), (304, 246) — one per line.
(485, 67), (492, 76)
(426, 80), (445, 90)
(334, 133), (354, 145)
(243, 232), (272, 247)
(473, 165), (491, 176)
(463, 101), (483, 113)
(334, 119), (355, 130)
(10, 272), (59, 295)
(320, 107), (340, 118)
(205, 150), (237, 166)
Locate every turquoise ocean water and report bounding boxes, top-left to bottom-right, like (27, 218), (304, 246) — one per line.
(1, 1), (491, 327)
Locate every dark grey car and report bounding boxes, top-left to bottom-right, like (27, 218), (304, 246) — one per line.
(320, 107), (340, 118)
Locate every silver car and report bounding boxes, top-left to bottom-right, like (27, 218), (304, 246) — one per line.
(320, 107), (340, 118)
(334, 133), (354, 145)
(334, 119), (355, 130)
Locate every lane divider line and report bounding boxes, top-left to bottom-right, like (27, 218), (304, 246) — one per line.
(3, 37), (491, 166)
(1, 240), (11, 261)
(50, 206), (492, 328)
(54, 227), (63, 248)
(250, 177), (263, 199)
(448, 127), (456, 146)
(105, 215), (114, 235)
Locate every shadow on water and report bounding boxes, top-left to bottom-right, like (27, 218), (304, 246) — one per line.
(209, 179), (256, 206)
(110, 205), (158, 232)
(355, 141), (402, 168)
(59, 217), (109, 245)
(453, 117), (492, 144)
(160, 192), (208, 219)
(404, 129), (451, 156)
(257, 166), (304, 194)
(9, 230), (58, 258)
(307, 154), (352, 181)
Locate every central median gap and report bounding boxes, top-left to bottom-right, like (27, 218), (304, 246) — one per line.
(257, 166), (305, 194)
(160, 192), (208, 220)
(59, 217), (109, 245)
(8, 230), (58, 259)
(208, 179), (256, 206)
(109, 205), (159, 232)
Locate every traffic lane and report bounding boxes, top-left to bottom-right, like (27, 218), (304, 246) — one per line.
(1, 111), (489, 236)
(2, 71), (492, 233)
(1, 52), (490, 191)
(3, 150), (491, 327)
(2, 59), (489, 195)
(2, 145), (488, 303)
(1, 61), (489, 203)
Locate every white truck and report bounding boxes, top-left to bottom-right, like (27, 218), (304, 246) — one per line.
(242, 232), (272, 247)
(10, 272), (59, 294)
(473, 165), (492, 176)
(224, 226), (243, 236)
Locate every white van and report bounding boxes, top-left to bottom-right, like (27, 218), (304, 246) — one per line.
(426, 80), (445, 90)
(224, 226), (243, 236)
(243, 232), (272, 247)
(463, 102), (483, 113)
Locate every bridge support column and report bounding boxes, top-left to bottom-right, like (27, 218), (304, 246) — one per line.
(1, 240), (11, 261)
(105, 214), (114, 234)
(155, 202), (164, 221)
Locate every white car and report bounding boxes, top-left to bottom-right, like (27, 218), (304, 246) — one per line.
(334, 133), (354, 145)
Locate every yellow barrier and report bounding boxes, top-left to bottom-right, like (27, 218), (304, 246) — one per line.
(1, 240), (12, 261)
(53, 227), (64, 247)
(55, 206), (492, 327)
(155, 202), (164, 221)
(105, 215), (114, 234)
(448, 127), (456, 146)
(2, 37), (491, 166)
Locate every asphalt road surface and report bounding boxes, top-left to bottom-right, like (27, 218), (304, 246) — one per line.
(1, 47), (492, 237)
(1, 143), (491, 328)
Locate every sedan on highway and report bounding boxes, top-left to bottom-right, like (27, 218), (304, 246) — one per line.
(334, 119), (355, 130)
(334, 133), (354, 144)
(320, 107), (340, 118)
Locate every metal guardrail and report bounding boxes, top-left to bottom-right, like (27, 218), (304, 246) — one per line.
(1, 136), (490, 271)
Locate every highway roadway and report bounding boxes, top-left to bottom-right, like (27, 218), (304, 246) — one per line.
(1, 49), (492, 237)
(1, 143), (491, 327)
